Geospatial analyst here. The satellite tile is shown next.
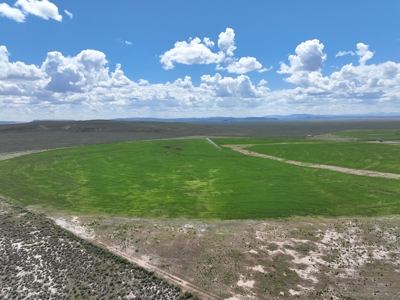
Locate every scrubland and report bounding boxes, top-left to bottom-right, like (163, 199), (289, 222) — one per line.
(0, 197), (198, 299)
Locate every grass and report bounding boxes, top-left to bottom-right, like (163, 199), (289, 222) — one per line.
(0, 138), (400, 219)
(333, 129), (400, 140)
(247, 141), (400, 174)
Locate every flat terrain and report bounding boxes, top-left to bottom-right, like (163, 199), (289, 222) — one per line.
(2, 119), (400, 153)
(1, 138), (400, 219)
(333, 129), (400, 140)
(0, 197), (198, 299)
(246, 141), (400, 174)
(1, 120), (400, 299)
(75, 214), (400, 300)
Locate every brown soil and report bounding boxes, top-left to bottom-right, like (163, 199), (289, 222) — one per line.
(57, 215), (400, 300)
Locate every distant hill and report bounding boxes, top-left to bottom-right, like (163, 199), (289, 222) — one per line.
(113, 117), (279, 123)
(2, 113), (400, 125)
(0, 121), (20, 125)
(114, 113), (400, 123)
(266, 113), (400, 120)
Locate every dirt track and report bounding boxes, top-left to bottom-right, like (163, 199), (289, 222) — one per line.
(98, 242), (221, 300)
(0, 150), (46, 161)
(224, 144), (400, 179)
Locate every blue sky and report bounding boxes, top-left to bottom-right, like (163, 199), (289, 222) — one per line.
(1, 0), (400, 121)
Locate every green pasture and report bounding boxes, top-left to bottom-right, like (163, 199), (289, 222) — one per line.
(0, 138), (399, 219)
(247, 141), (400, 174)
(333, 129), (400, 140)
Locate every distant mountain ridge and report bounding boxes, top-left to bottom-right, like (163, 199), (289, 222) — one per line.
(0, 121), (19, 125)
(113, 113), (400, 123)
(2, 113), (400, 124)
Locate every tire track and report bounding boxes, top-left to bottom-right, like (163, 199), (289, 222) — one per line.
(94, 241), (221, 300)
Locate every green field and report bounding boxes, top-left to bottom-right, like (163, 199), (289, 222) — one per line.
(333, 129), (400, 140)
(0, 138), (400, 219)
(247, 141), (400, 174)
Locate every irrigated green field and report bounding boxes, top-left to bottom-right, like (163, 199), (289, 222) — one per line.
(1, 138), (399, 219)
(247, 141), (400, 174)
(333, 129), (400, 140)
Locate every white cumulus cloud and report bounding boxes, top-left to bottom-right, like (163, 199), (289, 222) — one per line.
(218, 28), (236, 57)
(160, 28), (265, 74)
(279, 39), (326, 74)
(278, 39), (328, 87)
(0, 0), (62, 22)
(2, 42), (400, 121)
(160, 37), (222, 70)
(258, 79), (267, 86)
(16, 0), (62, 21)
(200, 73), (264, 98)
(223, 57), (263, 74)
(0, 2), (25, 22)
(41, 49), (109, 93)
(356, 43), (374, 65)
(0, 45), (44, 80)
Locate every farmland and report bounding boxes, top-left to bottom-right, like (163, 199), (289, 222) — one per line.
(1, 119), (400, 299)
(333, 129), (400, 140)
(1, 138), (400, 220)
(246, 141), (400, 174)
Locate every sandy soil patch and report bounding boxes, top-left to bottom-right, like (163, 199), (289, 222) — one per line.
(249, 265), (265, 273)
(53, 217), (95, 239)
(237, 276), (255, 288)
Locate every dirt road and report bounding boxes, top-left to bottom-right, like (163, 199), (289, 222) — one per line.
(224, 144), (400, 179)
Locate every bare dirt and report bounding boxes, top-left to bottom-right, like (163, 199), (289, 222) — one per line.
(52, 216), (219, 300)
(54, 215), (400, 299)
(0, 150), (47, 161)
(224, 144), (400, 179)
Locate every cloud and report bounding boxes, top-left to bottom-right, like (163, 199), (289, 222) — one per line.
(160, 37), (222, 70)
(0, 45), (44, 80)
(138, 79), (149, 86)
(41, 49), (109, 93)
(335, 51), (355, 57)
(16, 0), (62, 21)
(277, 39), (328, 87)
(2, 42), (400, 121)
(222, 56), (263, 74)
(218, 28), (236, 57)
(258, 79), (267, 86)
(117, 38), (133, 46)
(0, 0), (62, 22)
(0, 2), (25, 22)
(203, 37), (214, 47)
(0, 45), (272, 118)
(160, 28), (265, 74)
(356, 43), (374, 65)
(279, 39), (326, 74)
(64, 9), (72, 19)
(200, 73), (265, 98)
(335, 44), (374, 65)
